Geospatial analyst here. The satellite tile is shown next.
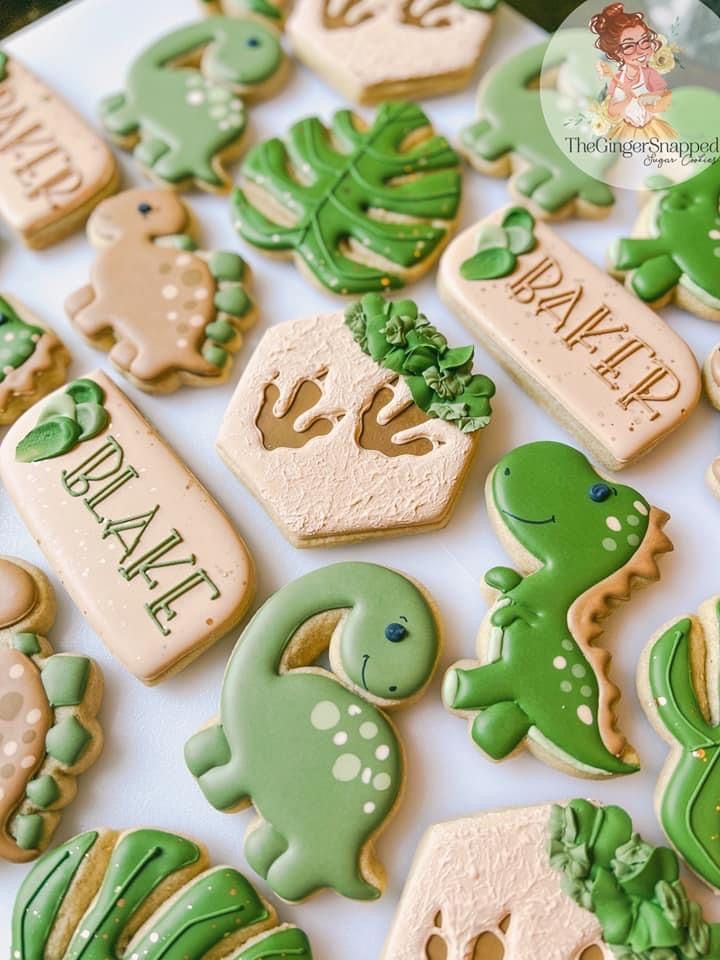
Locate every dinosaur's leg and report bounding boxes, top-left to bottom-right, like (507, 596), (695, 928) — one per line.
(134, 137), (171, 173)
(185, 725), (249, 811)
(514, 164), (553, 199)
(99, 92), (140, 138)
(69, 294), (113, 339)
(471, 701), (531, 759)
(265, 839), (379, 902)
(65, 285), (96, 324)
(462, 120), (513, 164)
(244, 819), (288, 879)
(628, 254), (683, 304)
(152, 146), (222, 189)
(442, 660), (513, 711)
(109, 339), (139, 377)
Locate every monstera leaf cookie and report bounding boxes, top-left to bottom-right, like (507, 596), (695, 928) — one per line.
(0, 556), (103, 863)
(10, 827), (313, 960)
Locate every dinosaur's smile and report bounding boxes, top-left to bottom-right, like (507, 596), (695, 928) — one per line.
(361, 654), (370, 691)
(502, 510), (556, 525)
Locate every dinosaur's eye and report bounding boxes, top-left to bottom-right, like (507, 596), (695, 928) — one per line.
(385, 622), (407, 643)
(589, 483), (612, 502)
(503, 467), (511, 477)
(137, 202), (153, 216)
(0, 312), (8, 326)
(247, 36), (261, 47)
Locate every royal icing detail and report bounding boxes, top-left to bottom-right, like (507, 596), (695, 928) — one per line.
(217, 303), (482, 545)
(0, 556), (102, 863)
(438, 207), (701, 470)
(65, 189), (256, 392)
(232, 100), (461, 294)
(0, 371), (254, 684)
(287, 0), (495, 104)
(382, 804), (609, 960)
(10, 827), (314, 960)
(0, 52), (118, 248)
(186, 562), (440, 901)
(100, 17), (285, 192)
(442, 440), (672, 777)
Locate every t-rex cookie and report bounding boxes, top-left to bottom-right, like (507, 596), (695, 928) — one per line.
(217, 294), (494, 546)
(442, 440), (673, 778)
(437, 206), (701, 471)
(10, 827), (313, 960)
(101, 17), (286, 193)
(639, 597), (720, 893)
(460, 32), (615, 220)
(232, 100), (462, 295)
(287, 0), (496, 104)
(65, 188), (256, 393)
(0, 372), (254, 685)
(0, 294), (70, 426)
(186, 561), (441, 901)
(0, 52), (118, 249)
(610, 162), (720, 321)
(0, 556), (103, 863)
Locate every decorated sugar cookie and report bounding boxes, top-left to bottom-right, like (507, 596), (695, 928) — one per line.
(217, 294), (494, 546)
(438, 206), (701, 471)
(0, 294), (70, 426)
(186, 561), (441, 901)
(287, 0), (497, 104)
(0, 556), (103, 863)
(232, 101), (462, 294)
(443, 440), (672, 778)
(10, 827), (313, 960)
(65, 188), (256, 393)
(101, 17), (287, 192)
(611, 162), (720, 321)
(461, 32), (615, 220)
(0, 372), (254, 685)
(0, 52), (118, 248)
(639, 597), (720, 892)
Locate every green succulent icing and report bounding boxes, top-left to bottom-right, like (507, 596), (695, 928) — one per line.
(548, 799), (720, 959)
(611, 162), (720, 309)
(460, 207), (537, 280)
(645, 610), (720, 892)
(100, 17), (284, 189)
(232, 100), (462, 294)
(12, 632), (40, 655)
(186, 561), (440, 902)
(443, 440), (656, 776)
(25, 775), (60, 809)
(15, 379), (109, 463)
(0, 296), (45, 383)
(345, 294), (495, 433)
(45, 716), (91, 766)
(0, 51), (8, 83)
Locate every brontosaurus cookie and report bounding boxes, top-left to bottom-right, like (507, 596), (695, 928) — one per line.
(438, 206), (701, 470)
(65, 188), (256, 393)
(217, 294), (494, 545)
(287, 0), (496, 104)
(10, 827), (314, 960)
(0, 556), (103, 863)
(186, 561), (441, 901)
(101, 17), (287, 192)
(610, 162), (720, 320)
(443, 440), (672, 778)
(232, 101), (462, 295)
(0, 294), (70, 426)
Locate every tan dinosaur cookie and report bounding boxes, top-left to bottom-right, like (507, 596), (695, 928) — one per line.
(287, 0), (496, 104)
(0, 372), (255, 685)
(217, 294), (494, 546)
(0, 51), (118, 249)
(65, 188), (257, 393)
(0, 294), (70, 426)
(0, 556), (103, 863)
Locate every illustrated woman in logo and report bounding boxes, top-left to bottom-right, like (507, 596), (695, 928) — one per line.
(590, 3), (677, 140)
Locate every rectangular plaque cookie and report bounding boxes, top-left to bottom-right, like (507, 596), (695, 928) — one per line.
(0, 371), (254, 684)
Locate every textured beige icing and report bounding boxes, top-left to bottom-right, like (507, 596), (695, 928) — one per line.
(0, 57), (117, 246)
(0, 371), (254, 684)
(217, 311), (476, 544)
(382, 804), (612, 960)
(287, 0), (493, 101)
(438, 213), (701, 468)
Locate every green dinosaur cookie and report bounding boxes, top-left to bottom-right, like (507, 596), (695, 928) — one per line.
(443, 440), (673, 778)
(101, 16), (286, 192)
(185, 561), (440, 901)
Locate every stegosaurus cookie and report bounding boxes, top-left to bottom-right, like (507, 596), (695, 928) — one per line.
(0, 556), (103, 863)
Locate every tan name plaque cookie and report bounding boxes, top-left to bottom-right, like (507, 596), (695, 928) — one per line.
(0, 372), (254, 684)
(438, 206), (700, 470)
(0, 53), (119, 249)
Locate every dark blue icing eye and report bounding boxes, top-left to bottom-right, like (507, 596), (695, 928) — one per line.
(137, 202), (152, 215)
(503, 467), (511, 476)
(589, 483), (612, 502)
(385, 622), (407, 643)
(247, 36), (261, 46)
(0, 313), (8, 325)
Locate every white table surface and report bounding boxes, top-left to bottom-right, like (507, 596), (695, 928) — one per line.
(2, 1), (720, 956)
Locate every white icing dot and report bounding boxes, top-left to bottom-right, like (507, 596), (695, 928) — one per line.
(361, 767), (372, 784)
(161, 284), (178, 300)
(363, 802), (376, 815)
(186, 90), (205, 105)
(348, 704), (362, 716)
(26, 709), (41, 725)
(333, 753), (361, 782)
(176, 254), (192, 266)
(9, 664), (24, 680)
(3, 741), (17, 757)
(333, 731), (348, 746)
(606, 516), (621, 532)
(657, 696), (667, 706)
(627, 515), (640, 526)
(20, 756), (35, 769)
(311, 701), (340, 730)
(561, 639), (573, 651)
(194, 288), (208, 300)
(80, 931), (90, 940)
(633, 500), (649, 516)
(0, 788), (4, 801)
(627, 534), (640, 547)
(375, 745), (390, 761)
(359, 721), (378, 740)
(580, 685), (592, 698)
(577, 705), (593, 726)
(166, 311), (178, 322)
(190, 314), (205, 327)
(602, 537), (617, 552)
(373, 773), (391, 791)
(560, 681), (572, 693)
(552, 656), (566, 670)
(176, 338), (188, 349)
(571, 664), (586, 679)
(149, 933), (160, 944)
